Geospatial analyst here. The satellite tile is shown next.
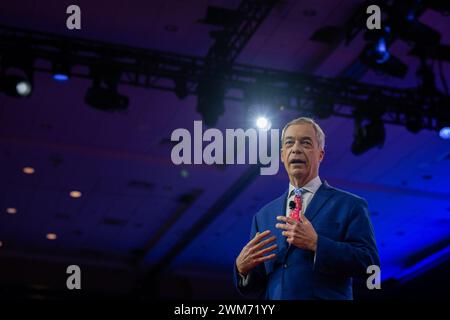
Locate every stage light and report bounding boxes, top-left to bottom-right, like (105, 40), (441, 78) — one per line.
(16, 79), (32, 96)
(435, 97), (450, 138)
(439, 127), (450, 140)
(406, 10), (415, 22)
(174, 77), (188, 99)
(85, 75), (128, 111)
(375, 38), (390, 64)
(361, 45), (408, 78)
(52, 61), (70, 82)
(0, 52), (34, 97)
(85, 66), (129, 111)
(53, 73), (69, 82)
(196, 78), (225, 127)
(351, 117), (385, 155)
(1, 75), (32, 97)
(244, 84), (280, 129)
(256, 117), (271, 131)
(405, 106), (423, 133)
(360, 28), (408, 78)
(85, 84), (129, 111)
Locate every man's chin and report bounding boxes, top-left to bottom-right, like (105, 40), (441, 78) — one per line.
(289, 169), (305, 177)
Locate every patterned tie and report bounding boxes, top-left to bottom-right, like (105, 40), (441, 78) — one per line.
(290, 188), (303, 222)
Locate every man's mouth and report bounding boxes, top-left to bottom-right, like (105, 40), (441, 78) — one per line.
(289, 159), (306, 165)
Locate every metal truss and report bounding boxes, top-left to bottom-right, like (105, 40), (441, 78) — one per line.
(0, 24), (448, 130)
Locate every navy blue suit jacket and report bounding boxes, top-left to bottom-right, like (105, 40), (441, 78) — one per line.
(234, 180), (379, 300)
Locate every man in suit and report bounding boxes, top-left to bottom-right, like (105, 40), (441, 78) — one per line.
(234, 117), (379, 300)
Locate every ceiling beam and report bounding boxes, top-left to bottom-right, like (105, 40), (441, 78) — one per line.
(1, 24), (448, 131)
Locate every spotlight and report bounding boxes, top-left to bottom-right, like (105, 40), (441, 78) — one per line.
(435, 97), (450, 138)
(361, 42), (408, 78)
(0, 53), (34, 97)
(0, 75), (32, 97)
(256, 117), (271, 131)
(439, 127), (450, 140)
(53, 74), (69, 81)
(52, 61), (70, 82)
(85, 84), (129, 111)
(196, 78), (225, 127)
(174, 77), (188, 99)
(360, 29), (408, 78)
(374, 37), (390, 64)
(405, 106), (423, 133)
(85, 66), (129, 112)
(351, 117), (385, 155)
(245, 86), (275, 131)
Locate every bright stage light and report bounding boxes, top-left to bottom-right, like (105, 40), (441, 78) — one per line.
(256, 117), (271, 131)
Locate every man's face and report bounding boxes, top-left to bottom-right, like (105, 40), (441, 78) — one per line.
(281, 123), (324, 184)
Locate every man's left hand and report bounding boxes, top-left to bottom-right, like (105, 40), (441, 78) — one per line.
(275, 215), (318, 251)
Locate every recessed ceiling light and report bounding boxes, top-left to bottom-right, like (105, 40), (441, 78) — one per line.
(22, 167), (35, 174)
(6, 207), (17, 215)
(180, 169), (189, 178)
(46, 233), (57, 240)
(69, 191), (82, 198)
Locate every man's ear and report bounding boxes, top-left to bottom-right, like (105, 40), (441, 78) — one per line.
(319, 149), (325, 162)
(280, 147), (285, 164)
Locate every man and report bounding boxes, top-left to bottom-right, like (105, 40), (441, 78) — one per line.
(234, 117), (379, 300)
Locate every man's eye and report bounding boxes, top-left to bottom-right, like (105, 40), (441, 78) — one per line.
(285, 141), (293, 145)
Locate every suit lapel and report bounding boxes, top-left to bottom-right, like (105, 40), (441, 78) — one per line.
(270, 190), (289, 254)
(304, 180), (334, 222)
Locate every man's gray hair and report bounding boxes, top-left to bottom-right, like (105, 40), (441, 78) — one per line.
(281, 117), (326, 150)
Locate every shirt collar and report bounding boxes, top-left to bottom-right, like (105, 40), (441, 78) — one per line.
(288, 176), (322, 197)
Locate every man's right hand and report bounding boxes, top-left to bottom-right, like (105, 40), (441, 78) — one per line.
(236, 230), (277, 276)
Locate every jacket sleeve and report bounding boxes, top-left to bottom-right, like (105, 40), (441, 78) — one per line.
(233, 214), (268, 299)
(313, 198), (380, 277)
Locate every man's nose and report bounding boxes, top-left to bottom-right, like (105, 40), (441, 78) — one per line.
(292, 141), (303, 153)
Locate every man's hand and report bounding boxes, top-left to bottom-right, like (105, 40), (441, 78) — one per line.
(236, 230), (277, 276)
(275, 215), (318, 251)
